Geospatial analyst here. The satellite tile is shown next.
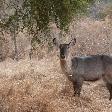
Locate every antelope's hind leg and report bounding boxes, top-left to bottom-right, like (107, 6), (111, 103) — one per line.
(106, 83), (112, 100)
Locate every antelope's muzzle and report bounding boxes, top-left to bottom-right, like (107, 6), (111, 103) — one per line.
(60, 55), (65, 59)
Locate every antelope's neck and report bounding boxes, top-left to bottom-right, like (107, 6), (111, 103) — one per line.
(60, 57), (72, 79)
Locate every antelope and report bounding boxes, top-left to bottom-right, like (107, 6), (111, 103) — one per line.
(53, 38), (112, 100)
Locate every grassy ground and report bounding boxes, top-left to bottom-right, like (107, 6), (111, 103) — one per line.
(0, 55), (112, 112)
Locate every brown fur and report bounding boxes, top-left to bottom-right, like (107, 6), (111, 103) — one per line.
(60, 59), (73, 81)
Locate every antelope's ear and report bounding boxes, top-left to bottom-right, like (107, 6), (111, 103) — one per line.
(69, 38), (76, 47)
(53, 38), (60, 48)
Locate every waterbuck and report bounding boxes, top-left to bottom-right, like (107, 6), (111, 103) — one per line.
(53, 38), (112, 100)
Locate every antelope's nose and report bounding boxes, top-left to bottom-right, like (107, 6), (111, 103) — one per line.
(60, 55), (65, 59)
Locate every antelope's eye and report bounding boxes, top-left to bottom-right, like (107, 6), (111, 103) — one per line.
(67, 44), (70, 48)
(59, 45), (63, 49)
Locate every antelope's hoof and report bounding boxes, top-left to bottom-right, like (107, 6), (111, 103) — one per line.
(109, 97), (112, 101)
(73, 93), (80, 97)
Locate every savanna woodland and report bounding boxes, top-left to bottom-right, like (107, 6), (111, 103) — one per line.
(0, 0), (112, 112)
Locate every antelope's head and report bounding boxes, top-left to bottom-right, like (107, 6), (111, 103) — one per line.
(53, 38), (76, 60)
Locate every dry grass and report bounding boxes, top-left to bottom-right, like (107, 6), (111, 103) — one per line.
(0, 18), (112, 112)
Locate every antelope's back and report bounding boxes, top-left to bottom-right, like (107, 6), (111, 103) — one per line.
(71, 55), (104, 81)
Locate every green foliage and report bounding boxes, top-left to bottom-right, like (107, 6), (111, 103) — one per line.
(1, 0), (93, 32)
(0, 0), (93, 50)
(22, 0), (94, 31)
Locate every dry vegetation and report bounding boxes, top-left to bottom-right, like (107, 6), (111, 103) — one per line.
(0, 17), (112, 112)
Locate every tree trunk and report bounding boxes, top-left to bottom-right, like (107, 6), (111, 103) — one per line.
(13, 27), (18, 61)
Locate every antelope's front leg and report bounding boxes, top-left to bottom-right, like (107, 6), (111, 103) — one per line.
(72, 78), (84, 97)
(106, 83), (112, 100)
(72, 81), (77, 96)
